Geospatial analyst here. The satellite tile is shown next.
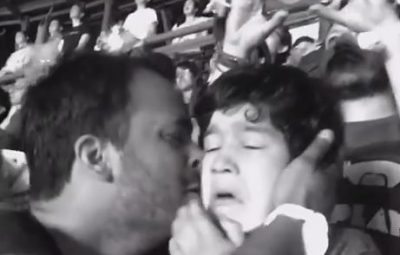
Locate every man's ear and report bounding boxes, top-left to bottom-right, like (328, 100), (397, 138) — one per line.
(74, 135), (114, 182)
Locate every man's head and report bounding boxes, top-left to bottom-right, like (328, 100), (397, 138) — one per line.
(70, 3), (85, 20)
(195, 65), (342, 232)
(21, 53), (195, 253)
(135, 0), (151, 6)
(15, 31), (28, 50)
(292, 36), (316, 57)
(183, 0), (199, 16)
(48, 19), (62, 37)
(325, 23), (357, 50)
(325, 42), (390, 100)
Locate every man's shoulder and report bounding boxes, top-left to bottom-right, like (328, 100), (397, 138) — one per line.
(0, 210), (60, 255)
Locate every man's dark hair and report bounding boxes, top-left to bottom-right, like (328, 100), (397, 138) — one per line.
(325, 41), (389, 100)
(20, 52), (175, 201)
(72, 1), (86, 11)
(194, 65), (343, 166)
(0, 88), (11, 123)
(293, 36), (315, 48)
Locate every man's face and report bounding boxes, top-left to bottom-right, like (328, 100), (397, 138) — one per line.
(201, 104), (290, 232)
(15, 32), (27, 47)
(49, 20), (61, 35)
(183, 0), (197, 15)
(176, 67), (194, 92)
(108, 69), (192, 248)
(70, 5), (82, 19)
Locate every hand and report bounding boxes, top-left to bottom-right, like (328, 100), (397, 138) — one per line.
(273, 129), (341, 216)
(169, 199), (242, 255)
(223, 0), (288, 59)
(310, 0), (399, 33)
(204, 0), (230, 16)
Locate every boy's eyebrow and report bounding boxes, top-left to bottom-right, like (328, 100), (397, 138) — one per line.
(204, 124), (217, 137)
(244, 125), (270, 133)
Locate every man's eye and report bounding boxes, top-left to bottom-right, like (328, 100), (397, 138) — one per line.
(162, 131), (189, 147)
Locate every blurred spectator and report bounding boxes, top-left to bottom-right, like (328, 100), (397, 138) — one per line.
(61, 3), (91, 56)
(0, 32), (33, 79)
(48, 19), (63, 43)
(176, 61), (197, 105)
(0, 88), (18, 150)
(95, 21), (125, 53)
(293, 36), (316, 56)
(263, 26), (292, 65)
(287, 36), (318, 66)
(176, 60), (206, 118)
(34, 19), (64, 66)
(123, 0), (158, 43)
(326, 42), (399, 255)
(172, 0), (210, 52)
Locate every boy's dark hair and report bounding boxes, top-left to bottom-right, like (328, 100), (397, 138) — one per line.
(20, 52), (175, 201)
(293, 36), (315, 48)
(0, 88), (10, 123)
(325, 41), (389, 100)
(194, 65), (343, 166)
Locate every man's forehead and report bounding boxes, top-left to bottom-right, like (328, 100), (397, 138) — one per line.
(129, 68), (187, 113)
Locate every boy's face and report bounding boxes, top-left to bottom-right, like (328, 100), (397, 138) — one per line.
(201, 103), (290, 232)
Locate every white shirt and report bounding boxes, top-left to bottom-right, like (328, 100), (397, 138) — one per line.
(172, 17), (209, 44)
(1, 46), (34, 74)
(123, 8), (158, 40)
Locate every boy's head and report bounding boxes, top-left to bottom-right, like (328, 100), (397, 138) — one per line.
(195, 65), (343, 232)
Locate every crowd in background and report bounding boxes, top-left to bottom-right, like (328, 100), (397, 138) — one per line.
(0, 0), (400, 255)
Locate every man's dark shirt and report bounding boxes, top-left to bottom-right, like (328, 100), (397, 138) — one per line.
(331, 115), (400, 255)
(0, 210), (60, 255)
(62, 24), (91, 57)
